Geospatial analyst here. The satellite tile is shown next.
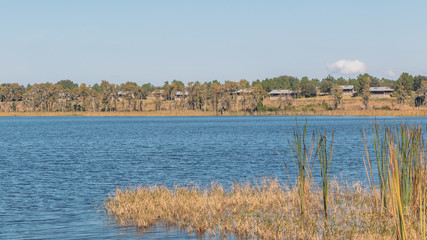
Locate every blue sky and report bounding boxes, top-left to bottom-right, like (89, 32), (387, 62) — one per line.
(0, 0), (426, 86)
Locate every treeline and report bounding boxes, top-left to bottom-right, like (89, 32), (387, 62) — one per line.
(0, 73), (426, 112)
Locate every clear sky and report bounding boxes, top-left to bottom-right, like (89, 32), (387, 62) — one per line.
(0, 0), (426, 86)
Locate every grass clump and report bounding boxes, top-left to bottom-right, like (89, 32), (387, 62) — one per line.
(105, 179), (397, 239)
(105, 178), (427, 239)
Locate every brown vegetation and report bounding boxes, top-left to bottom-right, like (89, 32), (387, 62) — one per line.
(105, 179), (424, 239)
(105, 122), (427, 239)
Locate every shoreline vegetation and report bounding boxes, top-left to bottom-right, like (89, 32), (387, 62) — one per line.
(0, 73), (426, 117)
(1, 109), (427, 117)
(105, 121), (427, 239)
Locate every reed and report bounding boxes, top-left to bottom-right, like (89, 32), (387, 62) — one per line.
(288, 119), (316, 216)
(373, 121), (389, 211)
(388, 137), (408, 240)
(363, 121), (389, 211)
(316, 131), (333, 220)
(420, 186), (426, 240)
(362, 126), (379, 210)
(363, 121), (427, 239)
(315, 131), (334, 239)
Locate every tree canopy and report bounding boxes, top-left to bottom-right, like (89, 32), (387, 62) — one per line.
(0, 72), (424, 113)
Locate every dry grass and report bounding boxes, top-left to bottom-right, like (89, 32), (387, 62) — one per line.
(104, 179), (425, 239)
(0, 109), (427, 117)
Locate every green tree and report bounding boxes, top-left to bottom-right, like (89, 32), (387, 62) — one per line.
(300, 79), (317, 98)
(100, 80), (118, 111)
(120, 82), (139, 111)
(413, 75), (427, 92)
(46, 84), (63, 111)
(320, 75), (336, 94)
(141, 83), (156, 93)
(370, 77), (380, 87)
(186, 81), (202, 110)
(379, 78), (395, 89)
(348, 78), (358, 90)
(394, 83), (408, 105)
(288, 76), (300, 91)
(336, 77), (348, 86)
(331, 84), (343, 110)
(357, 74), (372, 110)
(57, 80), (78, 90)
(238, 79), (250, 89)
(395, 72), (414, 94)
(414, 80), (427, 108)
(320, 80), (333, 94)
(171, 80), (185, 91)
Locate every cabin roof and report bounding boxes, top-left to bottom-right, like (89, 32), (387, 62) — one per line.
(152, 89), (164, 94)
(236, 89), (252, 93)
(340, 85), (354, 90)
(175, 91), (188, 96)
(269, 89), (295, 94)
(370, 87), (394, 92)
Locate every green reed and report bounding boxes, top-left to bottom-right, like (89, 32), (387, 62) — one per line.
(362, 126), (379, 209)
(316, 131), (333, 219)
(363, 121), (427, 240)
(288, 119), (316, 216)
(373, 121), (389, 211)
(316, 130), (334, 239)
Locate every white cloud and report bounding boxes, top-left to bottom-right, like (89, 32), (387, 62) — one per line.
(326, 59), (367, 74)
(384, 70), (396, 77)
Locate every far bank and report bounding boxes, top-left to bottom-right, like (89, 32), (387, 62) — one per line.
(0, 109), (426, 117)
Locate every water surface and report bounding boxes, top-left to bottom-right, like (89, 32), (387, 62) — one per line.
(1, 116), (426, 239)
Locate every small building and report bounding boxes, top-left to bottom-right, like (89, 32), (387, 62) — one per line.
(340, 85), (354, 96)
(175, 91), (188, 100)
(370, 87), (394, 98)
(151, 89), (164, 99)
(269, 90), (296, 100)
(235, 89), (252, 100)
(117, 91), (134, 98)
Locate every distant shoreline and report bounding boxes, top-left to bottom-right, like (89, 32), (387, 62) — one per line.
(0, 109), (426, 117)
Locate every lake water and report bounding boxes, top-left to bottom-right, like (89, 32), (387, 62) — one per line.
(1, 116), (426, 239)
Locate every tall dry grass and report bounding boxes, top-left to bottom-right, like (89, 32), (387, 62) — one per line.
(105, 179), (424, 239)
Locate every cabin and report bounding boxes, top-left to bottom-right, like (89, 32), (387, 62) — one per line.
(369, 87), (394, 98)
(269, 90), (297, 100)
(175, 91), (188, 100)
(151, 89), (164, 99)
(117, 91), (134, 98)
(339, 85), (354, 96)
(235, 89), (252, 100)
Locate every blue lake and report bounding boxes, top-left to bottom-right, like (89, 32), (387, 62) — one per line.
(1, 116), (426, 239)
